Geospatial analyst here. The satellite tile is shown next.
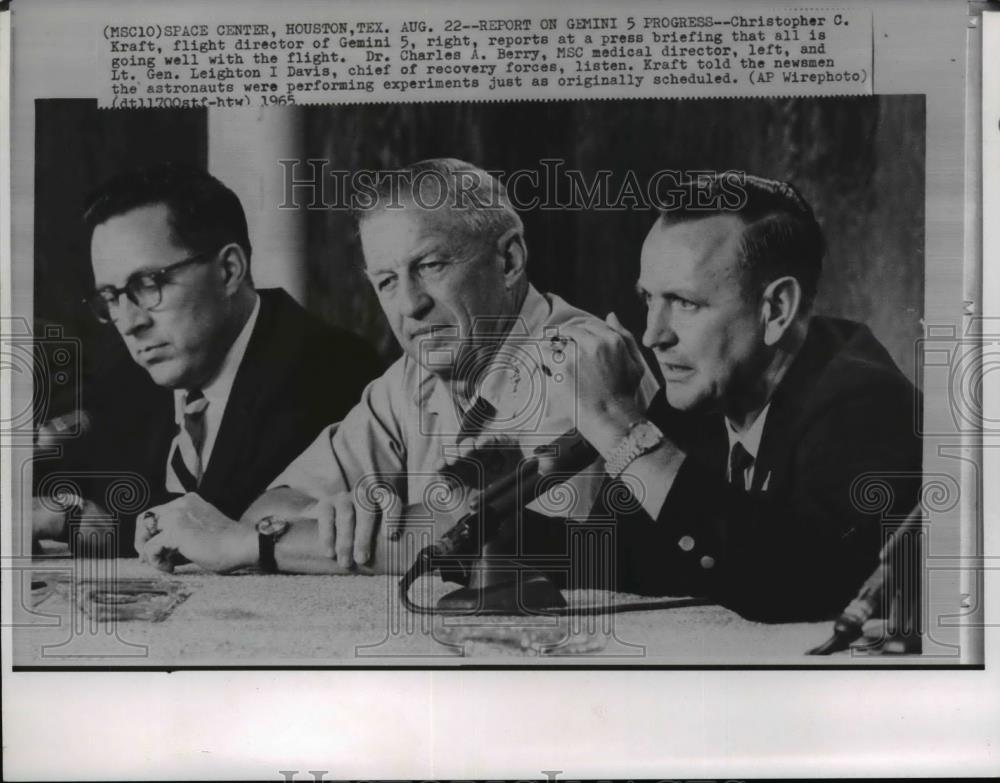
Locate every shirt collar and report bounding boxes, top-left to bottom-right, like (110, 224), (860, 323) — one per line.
(476, 285), (548, 411)
(725, 402), (772, 460)
(417, 284), (550, 414)
(175, 293), (261, 415)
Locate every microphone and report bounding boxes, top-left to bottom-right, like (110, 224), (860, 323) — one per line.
(807, 505), (923, 655)
(398, 430), (597, 607)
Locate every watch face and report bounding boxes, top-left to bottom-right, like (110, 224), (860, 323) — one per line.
(256, 516), (289, 536)
(633, 422), (663, 449)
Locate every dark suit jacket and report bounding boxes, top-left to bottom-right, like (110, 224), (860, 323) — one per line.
(40, 288), (382, 555)
(611, 316), (922, 622)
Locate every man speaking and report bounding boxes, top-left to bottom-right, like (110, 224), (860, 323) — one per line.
(33, 163), (381, 554)
(546, 174), (922, 621)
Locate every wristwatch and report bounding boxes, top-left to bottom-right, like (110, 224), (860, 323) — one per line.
(255, 516), (291, 574)
(604, 420), (665, 477)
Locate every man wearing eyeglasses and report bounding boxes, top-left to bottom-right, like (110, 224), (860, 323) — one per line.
(33, 163), (381, 555)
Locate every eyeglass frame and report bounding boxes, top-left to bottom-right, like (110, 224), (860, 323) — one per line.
(84, 247), (222, 324)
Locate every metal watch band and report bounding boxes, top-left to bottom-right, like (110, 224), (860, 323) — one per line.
(604, 420), (664, 478)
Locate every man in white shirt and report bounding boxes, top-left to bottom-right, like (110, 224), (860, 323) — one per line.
(724, 402), (771, 491)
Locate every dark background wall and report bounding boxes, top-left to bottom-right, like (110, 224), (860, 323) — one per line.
(34, 96), (924, 406)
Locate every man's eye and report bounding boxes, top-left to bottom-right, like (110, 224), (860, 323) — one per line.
(671, 296), (698, 311)
(134, 275), (160, 292)
(418, 260), (448, 275)
(375, 276), (396, 293)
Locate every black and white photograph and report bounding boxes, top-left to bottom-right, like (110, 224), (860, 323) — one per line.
(2, 0), (995, 779)
(15, 93), (937, 665)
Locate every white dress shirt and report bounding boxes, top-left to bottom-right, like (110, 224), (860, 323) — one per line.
(725, 402), (772, 491)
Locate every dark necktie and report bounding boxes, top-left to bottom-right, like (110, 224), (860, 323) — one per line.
(458, 395), (496, 439)
(166, 389), (209, 493)
(729, 441), (754, 490)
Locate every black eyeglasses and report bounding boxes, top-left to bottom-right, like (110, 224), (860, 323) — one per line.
(85, 249), (219, 324)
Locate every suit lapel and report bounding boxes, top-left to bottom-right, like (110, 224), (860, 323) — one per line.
(689, 417), (728, 477)
(751, 319), (834, 497)
(647, 390), (728, 476)
(198, 291), (292, 499)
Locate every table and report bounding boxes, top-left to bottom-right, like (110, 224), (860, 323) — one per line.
(12, 556), (906, 667)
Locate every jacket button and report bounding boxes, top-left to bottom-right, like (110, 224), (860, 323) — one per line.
(678, 535), (695, 552)
(700, 555), (715, 569)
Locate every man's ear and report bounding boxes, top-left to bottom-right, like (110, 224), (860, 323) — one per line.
(760, 275), (802, 346)
(217, 243), (250, 296)
(496, 228), (527, 288)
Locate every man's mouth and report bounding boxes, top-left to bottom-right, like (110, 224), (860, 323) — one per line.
(136, 343), (169, 361)
(409, 325), (455, 340)
(660, 361), (694, 378)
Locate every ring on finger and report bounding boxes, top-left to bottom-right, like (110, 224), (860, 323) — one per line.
(140, 510), (159, 536)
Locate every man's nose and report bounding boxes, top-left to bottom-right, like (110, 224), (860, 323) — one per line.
(398, 275), (433, 319)
(117, 295), (153, 336)
(642, 301), (678, 350)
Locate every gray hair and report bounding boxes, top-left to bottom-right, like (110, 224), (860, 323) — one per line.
(353, 158), (523, 255)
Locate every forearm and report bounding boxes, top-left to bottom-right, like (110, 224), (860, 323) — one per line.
(271, 519), (369, 575)
(241, 485), (317, 524)
(581, 401), (686, 520)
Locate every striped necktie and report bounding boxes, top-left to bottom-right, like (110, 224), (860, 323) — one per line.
(166, 389), (209, 493)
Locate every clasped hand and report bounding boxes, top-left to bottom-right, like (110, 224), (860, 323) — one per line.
(542, 312), (649, 455)
(135, 488), (395, 574)
(135, 493), (257, 573)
